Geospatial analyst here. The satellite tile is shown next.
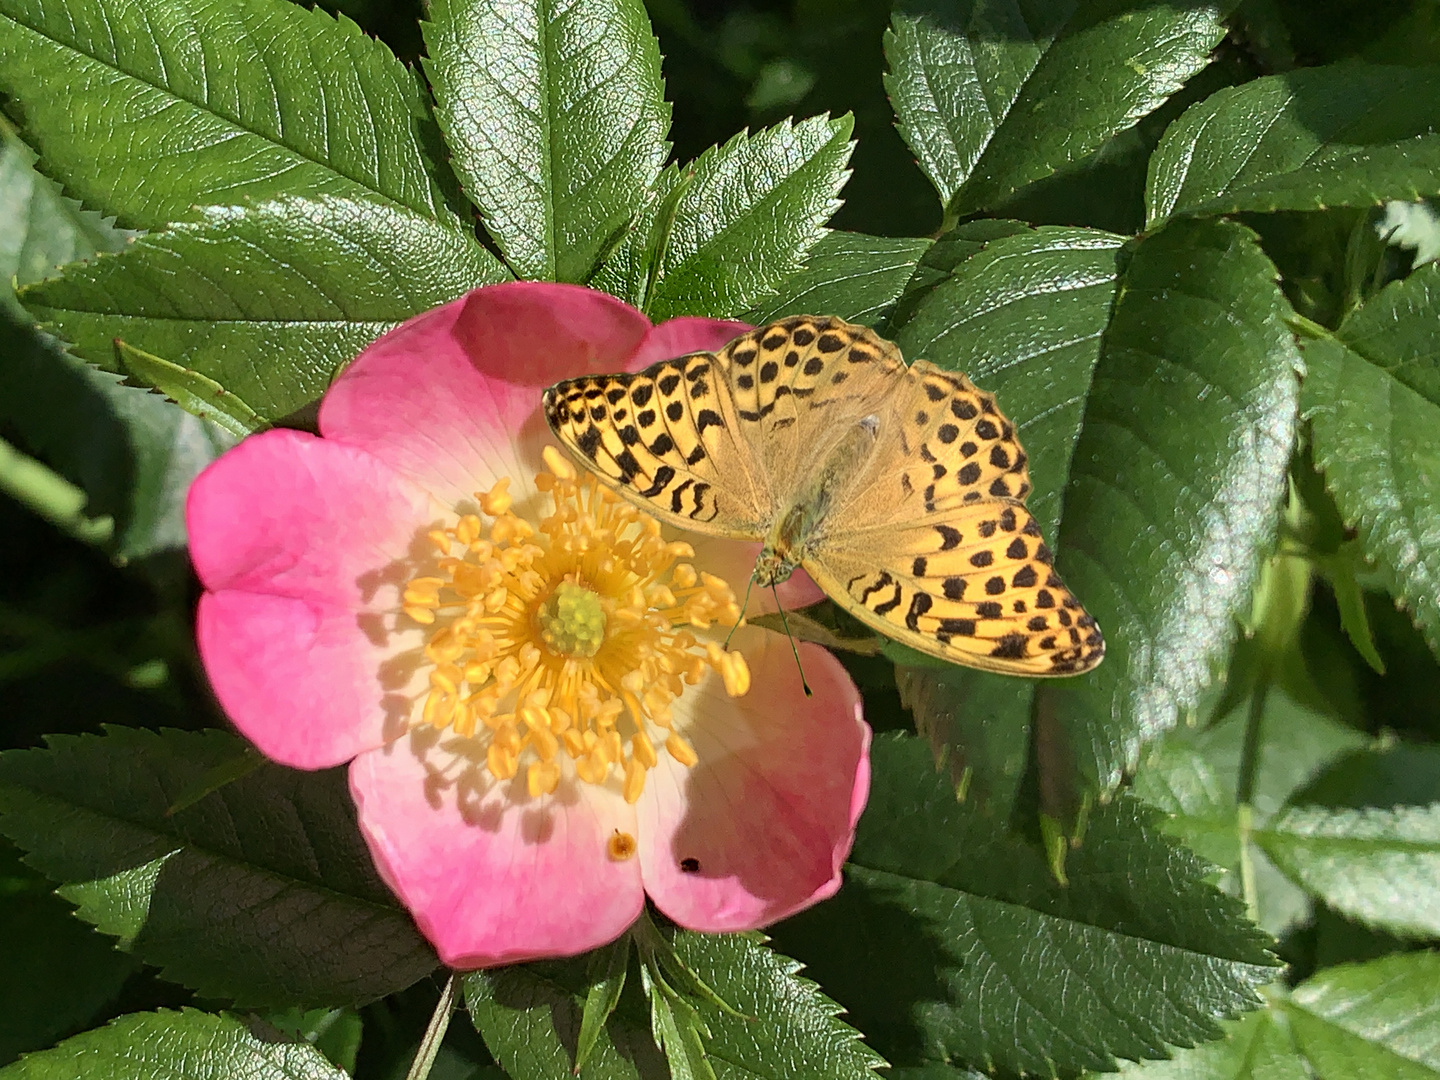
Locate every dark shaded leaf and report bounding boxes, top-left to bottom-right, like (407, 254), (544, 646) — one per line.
(772, 735), (1277, 1077)
(0, 727), (436, 1007)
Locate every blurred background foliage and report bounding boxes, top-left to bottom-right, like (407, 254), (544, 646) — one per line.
(3, 0), (1440, 1074)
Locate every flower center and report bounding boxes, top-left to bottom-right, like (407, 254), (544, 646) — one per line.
(535, 580), (607, 658)
(401, 447), (750, 805)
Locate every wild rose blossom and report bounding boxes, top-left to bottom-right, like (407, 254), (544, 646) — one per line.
(187, 282), (871, 968)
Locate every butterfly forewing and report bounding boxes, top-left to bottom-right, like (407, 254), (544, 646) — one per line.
(542, 357), (771, 537)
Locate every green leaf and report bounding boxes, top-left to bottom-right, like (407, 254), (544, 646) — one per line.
(1314, 544), (1387, 675)
(742, 231), (932, 328)
(1104, 1007), (1309, 1080)
(1281, 952), (1440, 1078)
(1254, 803), (1440, 938)
(641, 963), (715, 1080)
(20, 196), (508, 422)
(0, 1009), (347, 1079)
(423, 0), (669, 282)
(772, 734), (1277, 1077)
(576, 938), (631, 1073)
(882, 219), (1032, 334)
(1131, 691), (1368, 937)
(897, 217), (1300, 795)
(1303, 267), (1440, 658)
(1334, 262), (1440, 404)
(264, 1008), (364, 1075)
(1147, 64), (1440, 226)
(465, 931), (883, 1080)
(0, 0), (462, 230)
(885, 0), (1226, 222)
(0, 843), (134, 1065)
(601, 114), (855, 321)
(1294, 742), (1440, 809)
(0, 321), (231, 559)
(0, 121), (130, 320)
(0, 727), (437, 1008)
(0, 119), (224, 559)
(1109, 953), (1440, 1078)
(114, 341), (266, 440)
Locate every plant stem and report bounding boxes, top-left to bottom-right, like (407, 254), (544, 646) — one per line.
(1235, 677), (1271, 924)
(404, 972), (459, 1080)
(0, 436), (113, 546)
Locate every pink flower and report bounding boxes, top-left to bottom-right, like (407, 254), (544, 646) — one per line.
(187, 282), (871, 968)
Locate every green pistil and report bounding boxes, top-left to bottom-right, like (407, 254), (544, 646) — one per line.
(536, 581), (607, 658)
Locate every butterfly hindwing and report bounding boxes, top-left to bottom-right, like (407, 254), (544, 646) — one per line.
(542, 355), (769, 537)
(808, 501), (1104, 676)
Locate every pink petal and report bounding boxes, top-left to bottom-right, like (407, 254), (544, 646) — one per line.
(188, 429), (426, 600)
(319, 282), (653, 508)
(351, 732), (645, 968)
(627, 317), (750, 367)
(186, 429), (431, 769)
(196, 592), (418, 769)
(637, 629), (870, 932)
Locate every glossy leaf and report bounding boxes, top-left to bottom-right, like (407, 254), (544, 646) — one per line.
(896, 217), (1299, 794)
(771, 735), (1278, 1077)
(1147, 64), (1440, 226)
(0, 1009), (347, 1080)
(598, 114), (855, 321)
(0, 122), (130, 321)
(423, 0), (669, 281)
(0, 0), (463, 230)
(1303, 265), (1440, 657)
(465, 931), (883, 1080)
(885, 0), (1226, 221)
(0, 727), (437, 1007)
(21, 196), (508, 422)
(743, 231), (932, 327)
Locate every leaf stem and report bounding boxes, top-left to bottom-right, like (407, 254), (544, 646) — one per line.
(404, 972), (459, 1080)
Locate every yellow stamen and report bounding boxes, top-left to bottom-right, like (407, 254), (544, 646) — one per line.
(401, 449), (752, 830)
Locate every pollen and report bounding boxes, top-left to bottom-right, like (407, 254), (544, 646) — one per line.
(402, 453), (748, 805)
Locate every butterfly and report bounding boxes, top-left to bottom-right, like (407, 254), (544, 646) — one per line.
(541, 315), (1103, 676)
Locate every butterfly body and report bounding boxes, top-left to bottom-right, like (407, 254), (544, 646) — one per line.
(756, 411), (882, 587)
(542, 316), (1103, 677)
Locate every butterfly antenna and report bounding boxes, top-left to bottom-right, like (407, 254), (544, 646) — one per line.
(725, 575), (756, 649)
(771, 583), (812, 698)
